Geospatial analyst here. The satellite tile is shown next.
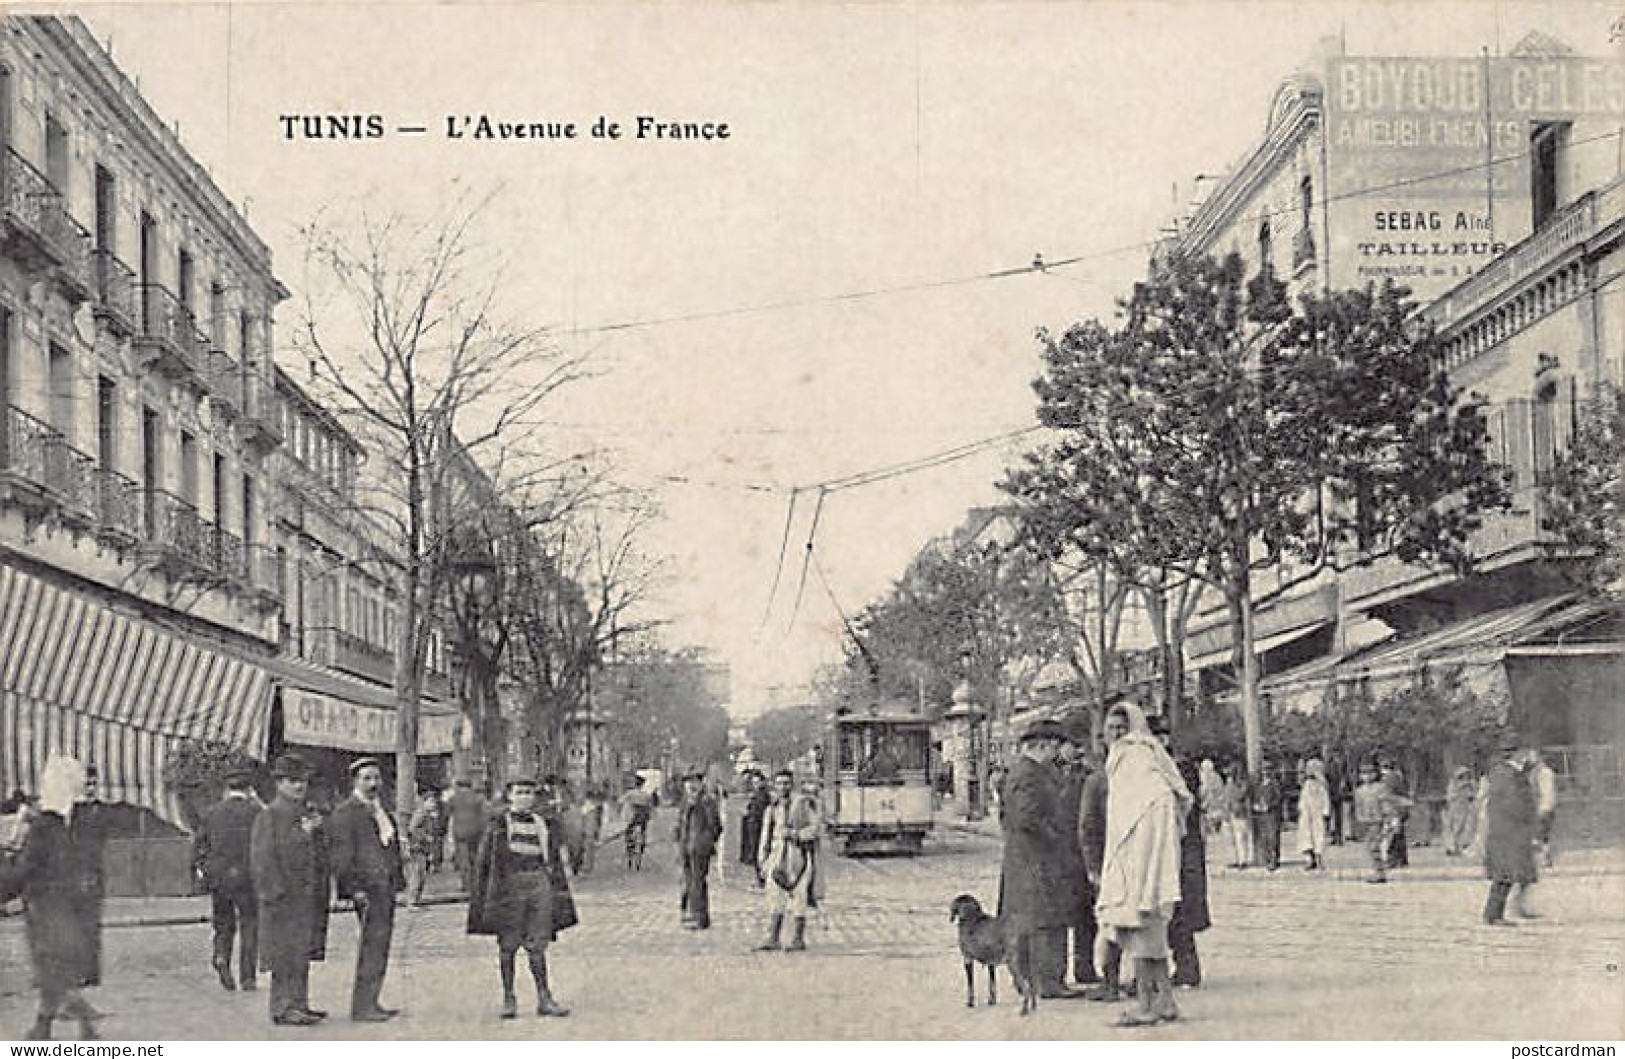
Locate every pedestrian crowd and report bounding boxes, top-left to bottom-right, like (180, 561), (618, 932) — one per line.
(992, 700), (1566, 1028)
(0, 724), (1565, 1038)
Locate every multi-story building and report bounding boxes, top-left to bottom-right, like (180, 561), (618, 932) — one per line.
(1, 15), (286, 836)
(1153, 32), (1624, 801)
(263, 366), (459, 800)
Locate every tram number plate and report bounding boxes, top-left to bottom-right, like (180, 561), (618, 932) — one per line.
(874, 797), (897, 813)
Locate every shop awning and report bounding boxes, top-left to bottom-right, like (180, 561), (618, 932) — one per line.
(1335, 595), (1578, 680)
(0, 563), (273, 827)
(1186, 620), (1332, 670)
(264, 654), (461, 755)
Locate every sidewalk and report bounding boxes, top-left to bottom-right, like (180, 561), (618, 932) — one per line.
(79, 825), (635, 929)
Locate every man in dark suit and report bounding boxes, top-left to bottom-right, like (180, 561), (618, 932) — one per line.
(249, 754), (329, 1027)
(195, 767), (262, 992)
(327, 758), (406, 1023)
(674, 771), (722, 930)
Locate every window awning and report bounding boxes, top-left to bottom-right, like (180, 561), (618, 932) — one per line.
(0, 562), (273, 828)
(1336, 595), (1579, 680)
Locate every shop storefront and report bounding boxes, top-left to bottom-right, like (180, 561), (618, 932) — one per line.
(268, 657), (459, 806)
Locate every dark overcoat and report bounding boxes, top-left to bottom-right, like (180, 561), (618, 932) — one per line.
(740, 787), (770, 866)
(1483, 760), (1537, 885)
(250, 796), (331, 972)
(467, 812), (577, 938)
(998, 755), (1074, 933)
(1057, 765), (1088, 926)
(1170, 758), (1211, 934)
(194, 795), (260, 892)
(326, 795), (406, 897)
(0, 811), (103, 993)
(675, 794), (723, 856)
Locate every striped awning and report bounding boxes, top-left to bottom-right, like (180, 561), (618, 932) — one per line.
(0, 563), (273, 828)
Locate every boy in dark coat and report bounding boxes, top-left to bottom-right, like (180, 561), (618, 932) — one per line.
(1482, 738), (1538, 926)
(194, 767), (262, 991)
(467, 777), (574, 1018)
(249, 754), (330, 1027)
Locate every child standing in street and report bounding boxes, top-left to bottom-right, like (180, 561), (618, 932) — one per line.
(1353, 762), (1409, 883)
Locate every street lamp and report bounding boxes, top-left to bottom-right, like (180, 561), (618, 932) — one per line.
(448, 535), (500, 785)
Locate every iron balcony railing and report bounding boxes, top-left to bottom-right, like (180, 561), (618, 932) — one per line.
(136, 284), (201, 376)
(2, 147), (90, 282)
(1, 404), (96, 513)
(94, 249), (137, 328)
(205, 347), (243, 411)
(334, 628), (395, 683)
(213, 524), (247, 583)
(93, 467), (141, 536)
(242, 368), (285, 445)
(143, 488), (213, 568)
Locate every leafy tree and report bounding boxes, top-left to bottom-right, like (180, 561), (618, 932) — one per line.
(1544, 382), (1624, 597)
(1006, 252), (1509, 773)
(838, 531), (1071, 723)
(746, 704), (825, 773)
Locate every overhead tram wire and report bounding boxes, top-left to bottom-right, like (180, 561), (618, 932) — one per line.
(784, 487), (828, 640)
(549, 129), (1622, 339)
(757, 487), (802, 634)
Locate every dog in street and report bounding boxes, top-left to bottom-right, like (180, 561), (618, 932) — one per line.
(949, 893), (1036, 1014)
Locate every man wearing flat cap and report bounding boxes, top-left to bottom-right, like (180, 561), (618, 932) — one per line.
(327, 757), (406, 1022)
(1053, 712), (1100, 991)
(195, 765), (262, 992)
(249, 755), (330, 1027)
(467, 777), (574, 1018)
(999, 720), (1084, 1001)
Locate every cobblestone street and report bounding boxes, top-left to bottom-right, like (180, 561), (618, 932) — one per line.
(3, 807), (1621, 1040)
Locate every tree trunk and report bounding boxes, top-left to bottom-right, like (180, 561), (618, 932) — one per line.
(1231, 567), (1263, 777)
(394, 620), (423, 821)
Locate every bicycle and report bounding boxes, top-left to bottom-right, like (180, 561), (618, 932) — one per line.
(625, 813), (649, 871)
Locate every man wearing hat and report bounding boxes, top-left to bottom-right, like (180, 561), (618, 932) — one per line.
(249, 755), (330, 1027)
(1482, 735), (1539, 926)
(467, 777), (574, 1018)
(327, 758), (406, 1022)
(194, 765), (263, 992)
(999, 719), (1082, 1002)
(674, 770), (723, 930)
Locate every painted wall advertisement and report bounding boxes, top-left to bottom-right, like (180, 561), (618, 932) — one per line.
(1325, 56), (1625, 302)
(283, 688), (460, 754)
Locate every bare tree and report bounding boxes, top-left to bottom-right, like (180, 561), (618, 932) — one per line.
(291, 193), (588, 817)
(508, 488), (667, 779)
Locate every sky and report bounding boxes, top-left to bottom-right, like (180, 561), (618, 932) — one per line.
(56, 0), (1621, 717)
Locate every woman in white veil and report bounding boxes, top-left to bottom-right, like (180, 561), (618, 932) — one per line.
(1095, 703), (1192, 1026)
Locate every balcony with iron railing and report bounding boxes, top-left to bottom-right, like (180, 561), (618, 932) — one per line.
(1291, 225), (1316, 273)
(93, 249), (137, 336)
(141, 488), (213, 577)
(204, 346), (244, 418)
(212, 525), (248, 584)
(134, 285), (202, 383)
(92, 466), (141, 548)
(0, 404), (97, 526)
(242, 368), (285, 449)
(2, 147), (93, 295)
(334, 628), (396, 684)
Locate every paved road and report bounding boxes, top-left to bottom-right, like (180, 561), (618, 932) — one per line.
(3, 806), (1621, 1039)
